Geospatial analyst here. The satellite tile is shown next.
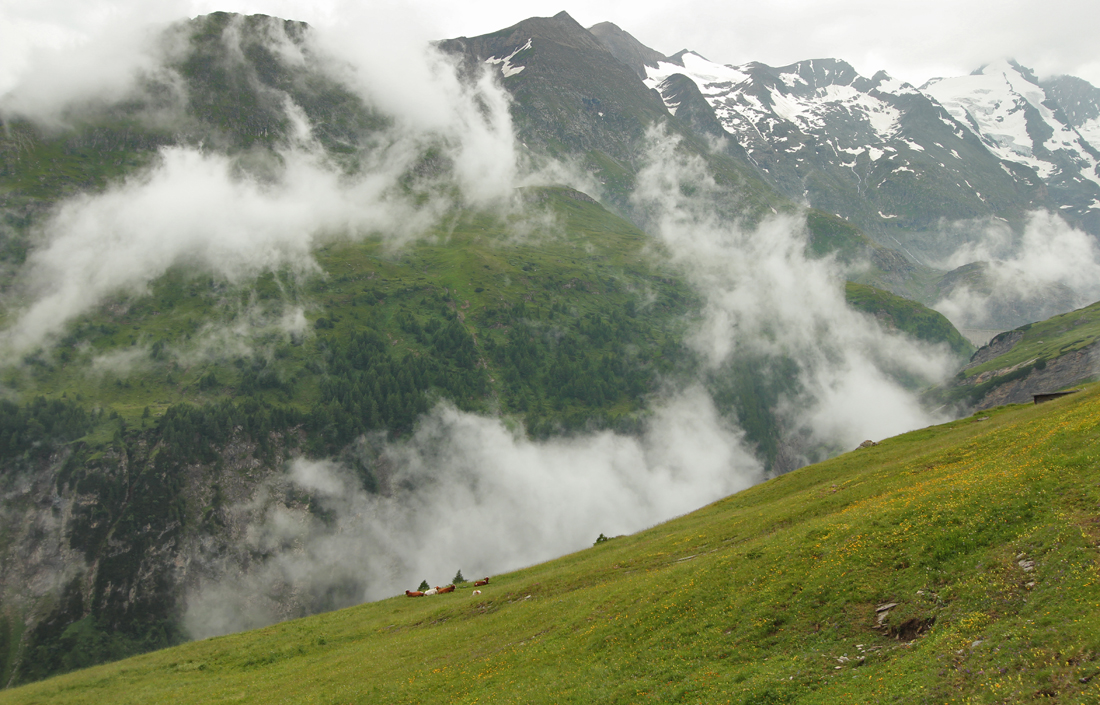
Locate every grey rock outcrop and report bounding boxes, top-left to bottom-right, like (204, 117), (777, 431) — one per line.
(972, 341), (1100, 409)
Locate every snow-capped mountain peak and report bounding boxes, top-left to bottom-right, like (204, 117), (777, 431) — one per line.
(588, 23), (1100, 245)
(923, 59), (1100, 188)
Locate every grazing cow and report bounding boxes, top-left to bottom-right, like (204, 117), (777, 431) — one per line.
(474, 578), (490, 587)
(436, 584), (456, 594)
(405, 590), (424, 597)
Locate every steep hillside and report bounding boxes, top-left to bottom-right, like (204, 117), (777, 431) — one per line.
(0, 9), (959, 465)
(4, 384), (1098, 703)
(0, 187), (712, 685)
(6, 189), (695, 433)
(844, 282), (974, 360)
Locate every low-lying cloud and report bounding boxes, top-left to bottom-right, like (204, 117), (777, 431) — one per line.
(932, 211), (1100, 331)
(183, 387), (761, 638)
(0, 1), (186, 124)
(310, 8), (520, 204)
(633, 128), (953, 455)
(1, 12), (524, 359)
(3, 146), (425, 356)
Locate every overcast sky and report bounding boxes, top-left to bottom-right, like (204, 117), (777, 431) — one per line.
(1, 0), (1098, 96)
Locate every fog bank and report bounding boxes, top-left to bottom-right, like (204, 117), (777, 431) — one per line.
(0, 12), (521, 359)
(932, 211), (1100, 330)
(633, 129), (953, 454)
(183, 387), (761, 638)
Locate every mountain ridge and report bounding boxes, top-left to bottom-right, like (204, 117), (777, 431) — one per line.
(586, 21), (665, 80)
(587, 22), (1100, 254)
(439, 10), (782, 223)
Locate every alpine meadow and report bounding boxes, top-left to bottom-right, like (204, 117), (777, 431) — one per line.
(0, 7), (1098, 703)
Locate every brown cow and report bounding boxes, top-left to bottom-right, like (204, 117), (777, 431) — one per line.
(436, 584), (456, 594)
(474, 577), (490, 587)
(405, 590), (425, 597)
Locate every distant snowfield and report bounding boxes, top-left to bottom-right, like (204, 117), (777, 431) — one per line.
(924, 60), (1100, 187)
(1078, 117), (1100, 156)
(924, 67), (1055, 178)
(643, 51), (750, 88)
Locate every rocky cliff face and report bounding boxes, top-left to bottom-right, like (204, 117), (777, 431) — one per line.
(0, 422), (300, 685)
(928, 300), (1100, 412)
(969, 342), (1099, 409)
(963, 330), (1025, 368)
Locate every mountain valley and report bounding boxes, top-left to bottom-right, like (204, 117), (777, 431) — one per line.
(0, 8), (1098, 695)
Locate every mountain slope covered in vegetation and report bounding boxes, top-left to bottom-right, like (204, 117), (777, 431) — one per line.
(3, 383), (1098, 703)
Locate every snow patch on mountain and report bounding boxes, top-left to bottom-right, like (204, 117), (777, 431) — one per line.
(814, 84), (901, 140)
(646, 55), (903, 145)
(779, 71), (808, 88)
(485, 38), (531, 78)
(1078, 116), (1100, 153)
(874, 75), (918, 96)
(640, 44), (1098, 243)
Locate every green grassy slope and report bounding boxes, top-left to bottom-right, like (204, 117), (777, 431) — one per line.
(7, 384), (1099, 704)
(5, 193), (971, 456)
(961, 301), (1100, 381)
(5, 188), (694, 431)
(845, 282), (975, 360)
